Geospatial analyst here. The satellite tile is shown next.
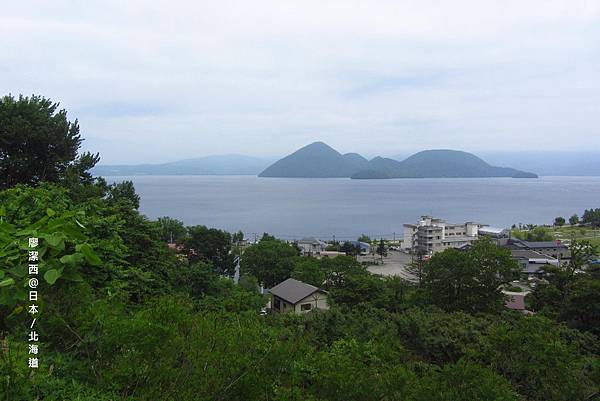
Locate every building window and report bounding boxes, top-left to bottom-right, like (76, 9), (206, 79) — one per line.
(300, 303), (312, 311)
(274, 298), (281, 310)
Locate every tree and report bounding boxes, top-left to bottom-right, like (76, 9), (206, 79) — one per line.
(340, 241), (360, 257)
(423, 239), (520, 313)
(321, 255), (366, 289)
(260, 232), (276, 242)
(156, 216), (187, 243)
(553, 216), (565, 226)
(376, 238), (387, 260)
(559, 278), (600, 335)
(406, 249), (427, 287)
(107, 181), (141, 209)
(0, 94), (99, 189)
(569, 214), (579, 226)
(468, 316), (592, 401)
(410, 360), (519, 401)
(582, 208), (600, 227)
(358, 234), (371, 243)
(291, 257), (325, 287)
(184, 225), (232, 273)
(241, 238), (297, 287)
(232, 230), (244, 244)
(512, 226), (554, 241)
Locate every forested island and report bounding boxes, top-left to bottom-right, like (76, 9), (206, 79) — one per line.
(1, 95), (598, 401)
(259, 142), (538, 179)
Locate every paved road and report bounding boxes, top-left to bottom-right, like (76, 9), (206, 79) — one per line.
(362, 250), (418, 282)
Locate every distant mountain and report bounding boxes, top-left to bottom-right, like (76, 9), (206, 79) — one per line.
(92, 155), (272, 176)
(475, 151), (600, 177)
(258, 142), (370, 178)
(259, 143), (537, 179)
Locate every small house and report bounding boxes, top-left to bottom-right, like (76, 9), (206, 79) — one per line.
(297, 237), (327, 256)
(269, 278), (329, 314)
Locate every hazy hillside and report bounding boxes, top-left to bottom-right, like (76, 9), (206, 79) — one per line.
(92, 155), (272, 176)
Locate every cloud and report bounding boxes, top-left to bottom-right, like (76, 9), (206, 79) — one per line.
(1, 0), (599, 163)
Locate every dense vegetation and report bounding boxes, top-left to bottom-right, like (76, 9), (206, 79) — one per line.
(1, 95), (599, 400)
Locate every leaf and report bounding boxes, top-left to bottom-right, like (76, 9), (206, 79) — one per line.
(16, 228), (33, 236)
(46, 208), (56, 217)
(43, 233), (64, 249)
(8, 266), (27, 278)
(0, 278), (15, 287)
(60, 253), (83, 265)
(0, 271), (4, 279)
(44, 269), (61, 285)
(75, 219), (86, 229)
(61, 225), (87, 241)
(76, 243), (101, 266)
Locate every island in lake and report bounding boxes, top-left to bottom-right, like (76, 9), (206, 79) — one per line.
(258, 142), (538, 179)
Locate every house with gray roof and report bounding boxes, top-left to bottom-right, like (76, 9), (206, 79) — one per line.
(507, 239), (570, 260)
(297, 237), (327, 256)
(269, 278), (329, 314)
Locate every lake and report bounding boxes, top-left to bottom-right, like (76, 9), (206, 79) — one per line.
(105, 175), (600, 241)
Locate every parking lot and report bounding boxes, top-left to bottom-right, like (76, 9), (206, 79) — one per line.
(360, 250), (418, 281)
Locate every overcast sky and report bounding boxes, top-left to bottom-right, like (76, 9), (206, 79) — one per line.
(2, 1), (599, 164)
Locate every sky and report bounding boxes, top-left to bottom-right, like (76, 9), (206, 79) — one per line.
(2, 1), (600, 164)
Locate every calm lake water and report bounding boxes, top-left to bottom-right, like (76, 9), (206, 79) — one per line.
(105, 175), (600, 241)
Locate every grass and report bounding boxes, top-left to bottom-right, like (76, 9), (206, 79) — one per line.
(551, 225), (600, 251)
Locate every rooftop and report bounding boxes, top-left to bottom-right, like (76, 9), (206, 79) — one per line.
(269, 278), (325, 304)
(513, 240), (568, 249)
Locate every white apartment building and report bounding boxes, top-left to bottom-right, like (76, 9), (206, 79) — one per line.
(403, 216), (485, 255)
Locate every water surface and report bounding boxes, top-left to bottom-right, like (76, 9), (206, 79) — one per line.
(105, 176), (600, 241)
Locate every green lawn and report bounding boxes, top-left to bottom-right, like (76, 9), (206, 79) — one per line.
(551, 226), (600, 250)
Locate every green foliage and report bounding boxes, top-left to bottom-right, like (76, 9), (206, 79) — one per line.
(512, 226), (554, 241)
(357, 234), (371, 243)
(155, 216), (187, 243)
(410, 359), (519, 401)
(423, 239), (520, 313)
(554, 216), (565, 226)
(340, 241), (361, 257)
(184, 225), (232, 273)
(393, 307), (491, 364)
(0, 206), (98, 311)
(95, 296), (292, 400)
(0, 94), (99, 190)
(569, 214), (580, 226)
(290, 257), (325, 287)
(582, 208), (600, 227)
(301, 338), (413, 401)
(107, 180), (140, 209)
(468, 315), (594, 401)
(241, 238), (298, 287)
